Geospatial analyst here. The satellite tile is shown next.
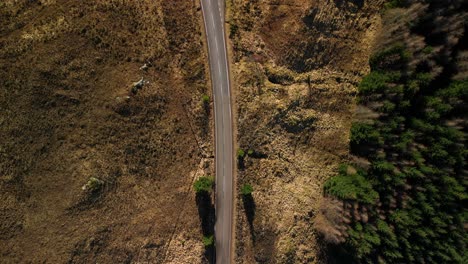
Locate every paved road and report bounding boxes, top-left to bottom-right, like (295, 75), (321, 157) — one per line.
(200, 0), (234, 263)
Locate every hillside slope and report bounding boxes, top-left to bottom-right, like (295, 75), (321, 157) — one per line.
(0, 1), (213, 263)
(228, 0), (384, 262)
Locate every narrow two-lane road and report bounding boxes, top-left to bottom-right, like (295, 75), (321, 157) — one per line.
(200, 0), (234, 263)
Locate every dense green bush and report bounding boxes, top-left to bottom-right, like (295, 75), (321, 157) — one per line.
(240, 183), (253, 196)
(350, 123), (382, 147)
(369, 43), (410, 71)
(358, 71), (400, 95)
(324, 166), (378, 204)
(202, 235), (214, 247)
(194, 176), (214, 194)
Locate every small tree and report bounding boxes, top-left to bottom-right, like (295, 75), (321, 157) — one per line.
(237, 149), (246, 170)
(241, 184), (253, 196)
(202, 235), (214, 247)
(194, 176), (214, 194)
(202, 94), (210, 105)
(202, 94), (211, 115)
(237, 149), (245, 159)
(82, 177), (103, 192)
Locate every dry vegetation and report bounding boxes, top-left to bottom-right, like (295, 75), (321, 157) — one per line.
(228, 0), (384, 263)
(0, 0), (214, 263)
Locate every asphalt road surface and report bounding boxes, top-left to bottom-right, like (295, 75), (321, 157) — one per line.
(200, 0), (234, 263)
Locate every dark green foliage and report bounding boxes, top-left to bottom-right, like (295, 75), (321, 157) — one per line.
(422, 45), (434, 54)
(323, 1), (467, 263)
(384, 0), (408, 9)
(369, 43), (410, 71)
(229, 22), (239, 39)
(358, 71), (401, 95)
(350, 123), (382, 147)
(194, 176), (214, 194)
(324, 167), (378, 204)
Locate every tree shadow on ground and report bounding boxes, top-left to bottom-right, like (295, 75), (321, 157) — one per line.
(196, 191), (215, 263)
(317, 239), (357, 264)
(242, 193), (256, 241)
(238, 157), (245, 170)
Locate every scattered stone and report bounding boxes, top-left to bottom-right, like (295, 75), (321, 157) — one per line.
(115, 96), (131, 102)
(131, 78), (148, 94)
(140, 63), (149, 71)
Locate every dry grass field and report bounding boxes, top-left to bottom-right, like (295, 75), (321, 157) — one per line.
(0, 0), (214, 263)
(228, 0), (384, 263)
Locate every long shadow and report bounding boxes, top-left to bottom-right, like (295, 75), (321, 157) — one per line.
(242, 193), (256, 241)
(317, 239), (357, 264)
(200, 114), (210, 137)
(203, 244), (215, 264)
(196, 191), (215, 263)
(203, 101), (211, 116)
(238, 157), (245, 170)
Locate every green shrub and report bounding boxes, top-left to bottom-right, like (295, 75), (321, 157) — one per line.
(369, 43), (410, 70)
(350, 122), (382, 147)
(415, 72), (433, 87)
(241, 184), (253, 196)
(237, 148), (245, 159)
(358, 71), (400, 95)
(202, 235), (214, 247)
(324, 168), (378, 204)
(194, 176), (214, 194)
(83, 177), (103, 192)
(422, 45), (434, 54)
(202, 94), (210, 104)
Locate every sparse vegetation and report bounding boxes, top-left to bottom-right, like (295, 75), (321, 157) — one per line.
(231, 0), (385, 262)
(0, 0), (211, 262)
